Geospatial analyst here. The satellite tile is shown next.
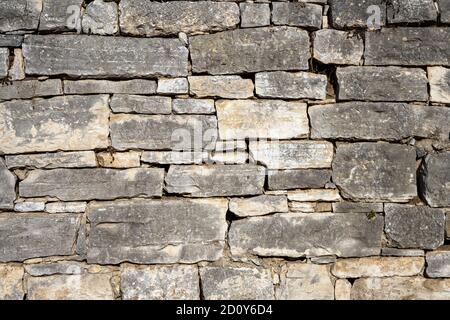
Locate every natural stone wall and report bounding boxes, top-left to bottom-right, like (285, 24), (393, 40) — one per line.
(0, 0), (449, 300)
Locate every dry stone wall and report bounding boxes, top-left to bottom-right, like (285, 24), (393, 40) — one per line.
(0, 0), (449, 300)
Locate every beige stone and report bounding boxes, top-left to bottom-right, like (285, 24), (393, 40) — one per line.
(335, 279), (351, 300)
(8, 49), (25, 81)
(97, 151), (141, 168)
(288, 189), (341, 202)
(0, 264), (24, 300)
(229, 195), (288, 217)
(428, 66), (450, 104)
(189, 76), (254, 99)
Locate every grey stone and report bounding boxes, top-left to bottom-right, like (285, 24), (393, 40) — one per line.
(333, 143), (417, 202)
(426, 247), (450, 278)
(157, 78), (188, 95)
(287, 189), (341, 202)
(230, 212), (383, 258)
(268, 169), (331, 190)
(0, 48), (8, 78)
(173, 99), (215, 114)
(14, 201), (45, 212)
(336, 67), (428, 102)
(365, 28), (450, 66)
(0, 265), (24, 300)
(215, 140), (247, 152)
(272, 2), (322, 29)
(5, 151), (97, 169)
(0, 79), (62, 101)
(329, 0), (386, 29)
(189, 76), (254, 99)
(190, 27), (310, 74)
(428, 67), (450, 104)
(255, 72), (327, 100)
(64, 79), (156, 95)
(240, 3), (270, 28)
(381, 248), (425, 257)
(313, 29), (363, 65)
(23, 35), (189, 78)
(82, 0), (118, 35)
(200, 266), (274, 300)
(165, 165), (265, 197)
(121, 264), (200, 300)
(24, 261), (86, 276)
(8, 48), (25, 81)
(0, 159), (16, 210)
(39, 0), (83, 32)
(0, 35), (23, 47)
(387, 0), (437, 24)
(141, 151), (206, 165)
(0, 95), (110, 154)
(229, 195), (288, 217)
(0, 0), (42, 32)
(440, 0), (450, 23)
(209, 151), (248, 165)
(333, 202), (383, 213)
(110, 114), (217, 151)
(20, 168), (164, 201)
(87, 198), (228, 264)
(0, 213), (80, 262)
(418, 152), (450, 208)
(385, 204), (445, 250)
(110, 95), (171, 115)
(46, 202), (87, 214)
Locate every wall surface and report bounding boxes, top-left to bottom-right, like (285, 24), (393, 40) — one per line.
(0, 0), (450, 300)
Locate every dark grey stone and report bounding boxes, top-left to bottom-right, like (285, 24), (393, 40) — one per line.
(0, 0), (42, 32)
(387, 0), (437, 24)
(39, 0), (83, 31)
(329, 0), (386, 29)
(272, 2), (322, 29)
(313, 29), (363, 65)
(440, 0), (450, 23)
(0, 35), (23, 47)
(426, 247), (450, 278)
(333, 202), (383, 213)
(267, 169), (331, 190)
(418, 152), (450, 208)
(64, 79), (156, 95)
(0, 79), (63, 101)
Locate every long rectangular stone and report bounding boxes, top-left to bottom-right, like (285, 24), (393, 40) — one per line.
(0, 0), (42, 32)
(173, 99), (215, 114)
(110, 95), (171, 114)
(87, 198), (228, 264)
(5, 151), (97, 169)
(229, 195), (288, 217)
(0, 79), (63, 101)
(216, 100), (308, 140)
(268, 169), (331, 190)
(272, 2), (322, 29)
(23, 35), (189, 77)
(387, 0), (437, 24)
(333, 202), (383, 213)
(229, 212), (384, 258)
(188, 76), (254, 99)
(0, 213), (80, 262)
(64, 79), (156, 95)
(428, 67), (450, 104)
(288, 189), (341, 202)
(19, 168), (165, 201)
(0, 95), (110, 154)
(190, 27), (310, 74)
(141, 151), (206, 165)
(0, 35), (23, 47)
(329, 0), (386, 29)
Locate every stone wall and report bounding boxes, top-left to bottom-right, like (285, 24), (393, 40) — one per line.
(0, 0), (449, 300)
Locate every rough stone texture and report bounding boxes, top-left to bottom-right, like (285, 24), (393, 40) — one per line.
(268, 169), (331, 190)
(189, 76), (254, 99)
(173, 99), (215, 114)
(110, 95), (171, 114)
(288, 189), (341, 202)
(157, 78), (188, 95)
(426, 247), (450, 278)
(385, 204), (445, 250)
(0, 159), (16, 210)
(141, 151), (206, 165)
(333, 143), (417, 202)
(8, 49), (25, 81)
(382, 248), (425, 257)
(64, 80), (156, 95)
(0, 79), (62, 101)
(14, 201), (45, 212)
(6, 151), (97, 169)
(335, 279), (352, 300)
(418, 152), (450, 208)
(428, 67), (450, 104)
(0, 35), (23, 47)
(313, 29), (363, 65)
(289, 202), (332, 213)
(217, 100), (308, 140)
(272, 2), (322, 29)
(45, 202), (87, 214)
(329, 0), (386, 29)
(121, 264), (200, 300)
(440, 0), (450, 23)
(190, 27), (310, 74)
(229, 212), (384, 258)
(0, 48), (8, 78)
(39, 0), (83, 32)
(97, 151), (141, 169)
(200, 266), (274, 300)
(333, 202), (383, 213)
(229, 195), (288, 217)
(208, 151), (248, 164)
(387, 0), (437, 24)
(0, 264), (24, 300)
(0, 0), (42, 32)
(240, 3), (270, 28)
(87, 199), (228, 264)
(82, 0), (118, 35)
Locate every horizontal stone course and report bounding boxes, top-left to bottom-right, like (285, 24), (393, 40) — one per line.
(0, 80), (63, 101)
(0, 0), (42, 32)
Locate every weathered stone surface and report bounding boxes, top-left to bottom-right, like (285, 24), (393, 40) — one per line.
(0, 35), (23, 47)
(289, 202), (332, 213)
(335, 279), (351, 300)
(165, 165), (265, 197)
(157, 78), (188, 95)
(0, 0), (42, 32)
(336, 67), (428, 102)
(351, 277), (450, 300)
(381, 248), (425, 257)
(240, 3), (270, 28)
(6, 151), (97, 169)
(249, 141), (334, 170)
(309, 103), (450, 141)
(428, 67), (450, 104)
(46, 202), (87, 214)
(268, 169), (331, 190)
(0, 79), (62, 101)
(333, 143), (417, 202)
(200, 266), (274, 300)
(87, 198), (228, 264)
(141, 151), (206, 165)
(229, 212), (384, 258)
(426, 247), (450, 278)
(333, 202), (383, 213)
(82, 0), (118, 35)
(217, 100), (308, 140)
(0, 264), (24, 300)
(272, 2), (322, 29)
(447, 214), (450, 240)
(24, 261), (89, 276)
(0, 95), (109, 154)
(20, 168), (164, 201)
(209, 151), (248, 165)
(255, 72), (327, 100)
(64, 79), (156, 95)
(0, 213), (80, 262)
(110, 114), (217, 151)
(215, 140), (247, 152)
(173, 99), (215, 114)
(0, 159), (16, 210)
(313, 29), (363, 65)
(120, 0), (239, 36)
(365, 28), (450, 66)
(97, 151), (141, 168)
(8, 48), (25, 81)
(14, 201), (45, 212)
(190, 27), (310, 74)
(277, 264), (334, 300)
(189, 76), (254, 99)
(0, 48), (8, 78)
(288, 189), (341, 202)
(419, 152), (450, 208)
(329, 0), (386, 29)
(121, 264), (200, 300)
(387, 0), (437, 24)
(440, 0), (450, 23)
(23, 35), (189, 77)
(385, 204), (445, 250)
(39, 0), (83, 31)
(110, 95), (171, 114)
(229, 195), (288, 217)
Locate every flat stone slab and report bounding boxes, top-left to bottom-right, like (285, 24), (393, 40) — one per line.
(333, 202), (383, 213)
(418, 152), (450, 208)
(387, 0), (437, 24)
(110, 95), (171, 114)
(64, 79), (156, 95)
(272, 2), (322, 29)
(173, 99), (215, 115)
(39, 0), (83, 32)
(267, 169), (331, 190)
(0, 35), (23, 47)
(6, 151), (97, 169)
(313, 29), (363, 65)
(188, 76), (254, 99)
(0, 0), (42, 32)
(0, 79), (63, 101)
(229, 195), (288, 217)
(329, 0), (386, 29)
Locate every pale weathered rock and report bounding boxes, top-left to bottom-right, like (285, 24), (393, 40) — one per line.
(255, 72), (327, 100)
(387, 0), (437, 24)
(8, 49), (25, 81)
(428, 67), (450, 104)
(335, 279), (351, 300)
(0, 79), (62, 101)
(272, 2), (322, 29)
(0, 35), (23, 47)
(119, 0), (239, 36)
(110, 95), (171, 114)
(240, 3), (270, 28)
(6, 151), (97, 169)
(39, 0), (83, 31)
(289, 202), (332, 213)
(110, 114), (217, 151)
(217, 100), (308, 140)
(82, 0), (118, 35)
(0, 264), (24, 300)
(249, 141), (333, 170)
(24, 261), (88, 276)
(0, 48), (8, 78)
(333, 202), (383, 213)
(157, 78), (188, 95)
(64, 79), (156, 95)
(229, 195), (288, 217)
(173, 99), (215, 114)
(288, 189), (341, 202)
(14, 201), (46, 212)
(0, 0), (42, 32)
(200, 266), (274, 300)
(23, 35), (189, 77)
(277, 264), (334, 300)
(418, 152), (450, 208)
(141, 151), (206, 165)
(165, 165), (265, 197)
(310, 255), (336, 264)
(229, 212), (384, 258)
(20, 168), (164, 201)
(385, 204), (445, 250)
(0, 159), (16, 210)
(426, 247), (450, 278)
(381, 248), (425, 257)
(313, 29), (363, 65)
(268, 169), (331, 190)
(329, 0), (386, 29)
(46, 202), (87, 214)
(440, 0), (450, 23)
(0, 213), (80, 262)
(215, 140), (247, 152)
(189, 76), (254, 99)
(190, 27), (310, 74)
(209, 151), (248, 164)
(333, 143), (417, 202)
(87, 198), (228, 264)
(97, 151), (141, 168)
(121, 264), (200, 300)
